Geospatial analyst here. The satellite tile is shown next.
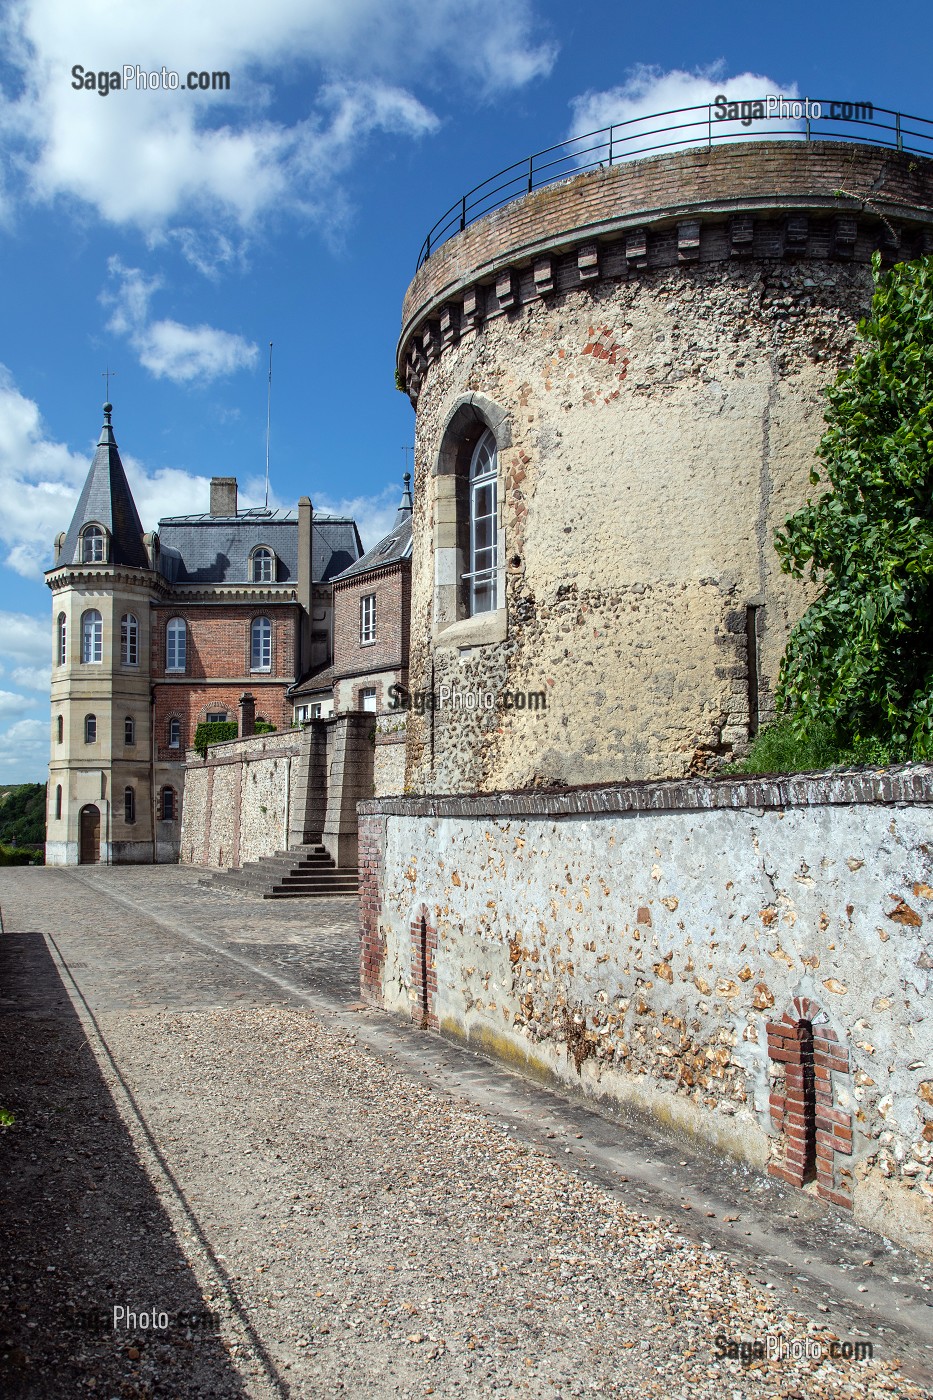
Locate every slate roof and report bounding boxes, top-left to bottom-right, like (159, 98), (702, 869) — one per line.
(156, 512), (363, 585)
(289, 662), (336, 698)
(60, 405), (149, 569)
(333, 475), (413, 582)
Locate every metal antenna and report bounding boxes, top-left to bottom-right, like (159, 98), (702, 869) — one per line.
(264, 342), (273, 510)
(101, 367), (116, 400)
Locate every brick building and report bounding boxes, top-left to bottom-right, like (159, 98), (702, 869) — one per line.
(288, 474), (412, 793)
(46, 403), (362, 863)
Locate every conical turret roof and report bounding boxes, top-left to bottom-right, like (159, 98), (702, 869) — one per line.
(60, 404), (149, 569)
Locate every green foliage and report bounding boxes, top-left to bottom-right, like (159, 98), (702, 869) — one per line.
(726, 715), (907, 775)
(775, 253), (933, 757)
(194, 720), (238, 757)
(0, 783), (46, 847)
(0, 843), (43, 866)
(0, 1108), (15, 1127)
(394, 367), (406, 393)
(254, 720), (276, 734)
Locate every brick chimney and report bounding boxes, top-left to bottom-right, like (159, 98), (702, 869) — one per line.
(238, 692), (256, 737)
(210, 476), (237, 516)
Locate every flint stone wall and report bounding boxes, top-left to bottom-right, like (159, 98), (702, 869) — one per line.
(400, 143), (933, 794)
(360, 766), (933, 1255)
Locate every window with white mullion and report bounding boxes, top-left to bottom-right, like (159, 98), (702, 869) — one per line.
(251, 616), (272, 672)
(360, 593), (376, 644)
(468, 431), (498, 615)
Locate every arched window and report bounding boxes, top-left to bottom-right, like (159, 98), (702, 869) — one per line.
(160, 786), (177, 821)
(121, 614), (139, 666)
(468, 429), (498, 615)
(57, 612), (67, 666)
(56, 714), (63, 744)
(124, 786), (135, 824)
(84, 713), (97, 743)
(168, 717), (181, 749)
(55, 785), (62, 820)
(166, 617), (186, 672)
(81, 524), (106, 563)
(124, 716), (135, 745)
(251, 546), (275, 582)
(81, 609), (103, 664)
(250, 616), (272, 671)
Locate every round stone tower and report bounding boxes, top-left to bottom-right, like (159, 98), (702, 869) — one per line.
(397, 138), (933, 793)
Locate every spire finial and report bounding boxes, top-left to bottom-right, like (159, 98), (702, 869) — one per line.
(102, 366), (116, 401)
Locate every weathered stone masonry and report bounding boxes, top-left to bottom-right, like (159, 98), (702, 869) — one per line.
(398, 142), (933, 794)
(360, 767), (933, 1255)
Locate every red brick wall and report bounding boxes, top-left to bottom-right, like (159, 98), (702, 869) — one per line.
(402, 142), (933, 336)
(333, 563), (410, 683)
(358, 813), (385, 1002)
(409, 903), (438, 1029)
(767, 997), (853, 1209)
(151, 602), (298, 762)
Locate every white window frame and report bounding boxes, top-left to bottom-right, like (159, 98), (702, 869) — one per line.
(81, 610), (103, 664)
(121, 613), (139, 666)
(251, 547), (274, 582)
(360, 687), (377, 713)
(466, 429), (498, 616)
(168, 717), (181, 748)
(360, 593), (376, 645)
(81, 524), (106, 563)
(251, 616), (272, 672)
(166, 617), (186, 673)
(84, 713), (97, 743)
(57, 612), (66, 666)
(205, 710), (228, 724)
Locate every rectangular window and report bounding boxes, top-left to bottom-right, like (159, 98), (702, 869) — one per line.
(360, 594), (376, 645)
(360, 687), (377, 713)
(124, 787), (135, 824)
(206, 710), (227, 724)
(125, 716), (135, 745)
(310, 702), (322, 719)
(161, 787), (176, 821)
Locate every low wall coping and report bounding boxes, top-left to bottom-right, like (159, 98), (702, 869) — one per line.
(358, 764), (933, 820)
(184, 730), (302, 767)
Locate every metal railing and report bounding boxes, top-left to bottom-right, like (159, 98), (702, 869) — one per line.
(416, 100), (933, 269)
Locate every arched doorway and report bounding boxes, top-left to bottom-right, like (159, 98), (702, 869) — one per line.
(79, 804), (100, 864)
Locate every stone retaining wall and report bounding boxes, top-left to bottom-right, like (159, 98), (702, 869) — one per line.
(179, 731), (302, 868)
(360, 767), (933, 1254)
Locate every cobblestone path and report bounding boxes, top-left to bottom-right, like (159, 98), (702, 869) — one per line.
(0, 867), (930, 1399)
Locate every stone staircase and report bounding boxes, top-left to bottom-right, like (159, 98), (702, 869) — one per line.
(200, 840), (359, 899)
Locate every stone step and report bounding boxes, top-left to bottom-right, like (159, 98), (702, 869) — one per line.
(201, 840), (358, 899)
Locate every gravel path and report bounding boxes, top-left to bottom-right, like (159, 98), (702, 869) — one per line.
(0, 868), (930, 1400)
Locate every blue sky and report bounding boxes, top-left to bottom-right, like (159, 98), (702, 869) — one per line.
(0, 0), (930, 782)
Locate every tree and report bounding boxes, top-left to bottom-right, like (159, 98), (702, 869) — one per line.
(774, 253), (933, 758)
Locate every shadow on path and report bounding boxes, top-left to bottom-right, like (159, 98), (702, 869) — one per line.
(0, 930), (273, 1399)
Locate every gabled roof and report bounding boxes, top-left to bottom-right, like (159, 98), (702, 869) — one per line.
(333, 474), (413, 582)
(60, 405), (149, 569)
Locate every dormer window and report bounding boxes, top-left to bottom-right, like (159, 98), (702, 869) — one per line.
(251, 546), (275, 582)
(81, 524), (107, 563)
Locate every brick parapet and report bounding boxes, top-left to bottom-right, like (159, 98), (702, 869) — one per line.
(398, 142), (933, 395)
(359, 763), (933, 819)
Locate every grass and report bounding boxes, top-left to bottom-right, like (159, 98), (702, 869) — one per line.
(725, 715), (908, 776)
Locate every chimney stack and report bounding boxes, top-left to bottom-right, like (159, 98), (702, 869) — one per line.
(210, 476), (238, 516)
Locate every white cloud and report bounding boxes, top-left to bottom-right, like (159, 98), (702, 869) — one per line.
(103, 258), (258, 383)
(0, 689), (39, 719)
(0, 717), (48, 784)
(0, 367), (290, 578)
(569, 64), (800, 157)
(0, 0), (554, 240)
(315, 482), (404, 552)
